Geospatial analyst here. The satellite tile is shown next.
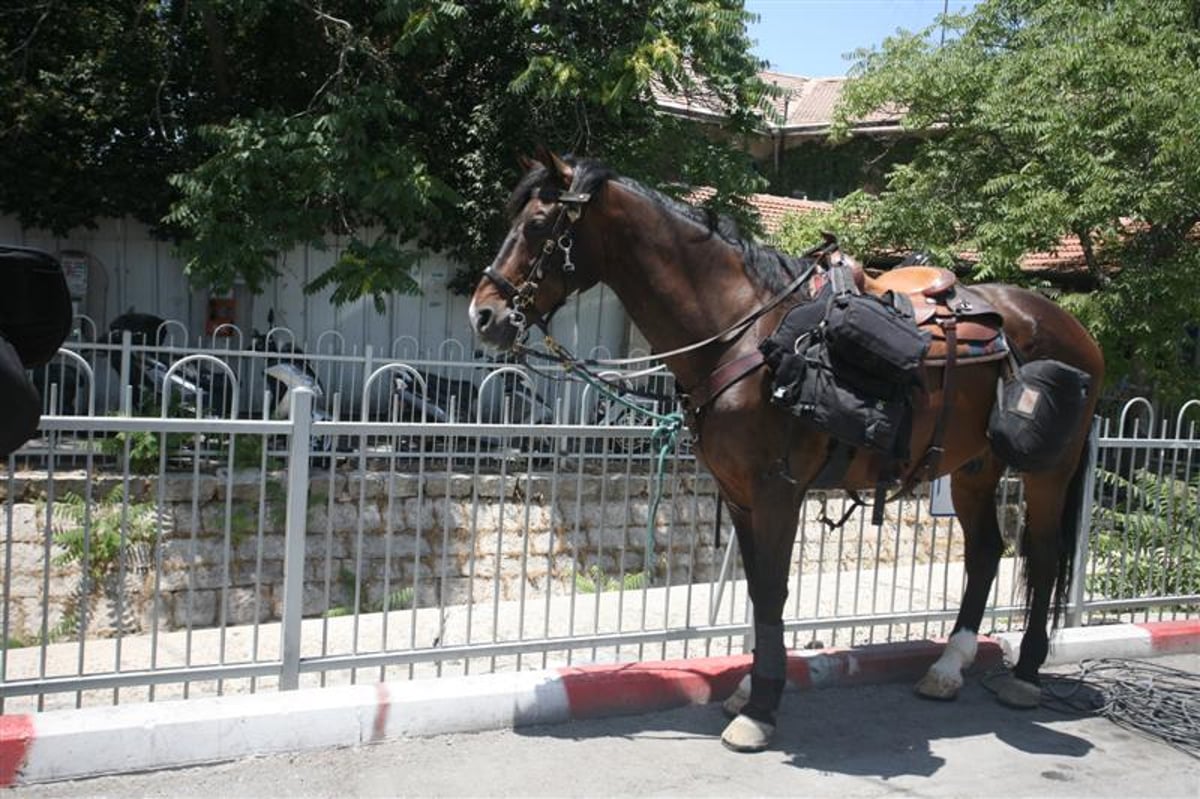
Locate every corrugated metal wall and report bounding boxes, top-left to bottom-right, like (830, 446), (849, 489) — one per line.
(0, 216), (630, 357)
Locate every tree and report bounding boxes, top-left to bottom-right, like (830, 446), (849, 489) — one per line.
(793, 0), (1200, 400)
(1, 1), (769, 309)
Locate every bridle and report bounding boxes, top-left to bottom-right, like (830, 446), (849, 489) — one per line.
(482, 186), (592, 339)
(481, 180), (847, 419)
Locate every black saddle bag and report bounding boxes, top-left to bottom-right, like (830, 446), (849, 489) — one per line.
(988, 359), (1091, 472)
(785, 344), (913, 457)
(823, 289), (929, 391)
(761, 273), (925, 459)
(0, 245), (72, 368)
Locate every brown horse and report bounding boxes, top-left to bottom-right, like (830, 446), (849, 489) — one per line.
(469, 151), (1104, 752)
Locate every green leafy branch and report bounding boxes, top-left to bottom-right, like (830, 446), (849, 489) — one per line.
(48, 489), (165, 582)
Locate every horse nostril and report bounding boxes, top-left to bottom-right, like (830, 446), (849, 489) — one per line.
(475, 307), (494, 332)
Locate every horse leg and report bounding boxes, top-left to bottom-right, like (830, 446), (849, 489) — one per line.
(991, 469), (1076, 708)
(916, 454), (1007, 700)
(720, 504), (755, 719)
(721, 483), (801, 753)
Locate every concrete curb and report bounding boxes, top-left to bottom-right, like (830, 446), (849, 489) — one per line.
(2, 621), (1197, 786)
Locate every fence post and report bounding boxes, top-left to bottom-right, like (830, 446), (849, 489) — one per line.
(1066, 417), (1101, 628)
(280, 387), (314, 690)
(362, 344), (374, 422)
(119, 330), (133, 414)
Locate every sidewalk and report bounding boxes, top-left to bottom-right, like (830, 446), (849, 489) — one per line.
(3, 619), (1197, 786)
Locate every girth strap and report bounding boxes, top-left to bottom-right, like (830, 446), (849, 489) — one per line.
(894, 317), (958, 497)
(681, 349), (766, 418)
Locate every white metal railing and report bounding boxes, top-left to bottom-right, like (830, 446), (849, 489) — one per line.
(42, 316), (659, 424)
(2, 374), (1196, 713)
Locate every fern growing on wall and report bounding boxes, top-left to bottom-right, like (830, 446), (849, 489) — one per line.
(1088, 468), (1200, 608)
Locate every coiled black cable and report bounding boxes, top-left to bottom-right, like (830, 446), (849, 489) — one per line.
(985, 658), (1200, 759)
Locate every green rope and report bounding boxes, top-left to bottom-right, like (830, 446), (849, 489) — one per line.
(644, 411), (685, 571)
(545, 337), (683, 573)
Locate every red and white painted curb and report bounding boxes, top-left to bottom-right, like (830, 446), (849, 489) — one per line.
(996, 619), (1200, 666)
(1, 621), (1196, 786)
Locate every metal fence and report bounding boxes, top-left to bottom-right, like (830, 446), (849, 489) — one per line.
(2, 343), (1196, 714)
(34, 316), (656, 424)
(1072, 399), (1200, 624)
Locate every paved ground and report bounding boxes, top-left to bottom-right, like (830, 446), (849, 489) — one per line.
(14, 654), (1198, 798)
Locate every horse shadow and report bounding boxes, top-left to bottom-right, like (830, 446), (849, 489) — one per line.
(515, 667), (1101, 780)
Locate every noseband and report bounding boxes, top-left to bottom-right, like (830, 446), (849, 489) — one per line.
(483, 188), (591, 337)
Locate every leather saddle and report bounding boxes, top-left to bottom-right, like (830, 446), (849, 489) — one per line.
(808, 242), (1006, 366)
(870, 266), (1005, 365)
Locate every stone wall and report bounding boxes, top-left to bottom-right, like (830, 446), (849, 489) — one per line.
(0, 469), (968, 643)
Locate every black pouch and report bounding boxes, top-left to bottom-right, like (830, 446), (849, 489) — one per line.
(758, 275), (916, 458)
(790, 345), (912, 458)
(761, 291), (825, 406)
(988, 359), (1091, 472)
(0, 245), (72, 368)
(823, 289), (929, 391)
(0, 334), (41, 457)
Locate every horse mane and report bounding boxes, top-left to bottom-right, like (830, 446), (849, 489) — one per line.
(506, 157), (810, 294)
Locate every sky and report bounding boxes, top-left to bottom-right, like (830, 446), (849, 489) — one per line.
(746, 0), (981, 77)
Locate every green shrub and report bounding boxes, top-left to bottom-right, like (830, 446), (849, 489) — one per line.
(1088, 468), (1200, 605)
(324, 567), (415, 617)
(49, 489), (162, 581)
(574, 564), (648, 594)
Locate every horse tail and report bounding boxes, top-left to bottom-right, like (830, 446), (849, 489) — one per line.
(1056, 446), (1091, 627)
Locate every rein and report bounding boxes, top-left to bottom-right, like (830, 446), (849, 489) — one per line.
(510, 258), (820, 573)
(532, 337), (685, 573)
(542, 258), (821, 370)
(487, 181), (827, 571)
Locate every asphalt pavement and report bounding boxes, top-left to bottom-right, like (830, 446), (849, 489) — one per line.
(13, 654), (1198, 798)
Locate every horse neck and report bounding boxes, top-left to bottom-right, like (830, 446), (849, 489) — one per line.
(584, 184), (767, 389)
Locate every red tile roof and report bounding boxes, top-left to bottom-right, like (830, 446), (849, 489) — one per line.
(1020, 239), (1090, 272)
(653, 70), (901, 134)
(750, 193), (834, 233)
(757, 71), (900, 131)
(686, 188), (832, 234)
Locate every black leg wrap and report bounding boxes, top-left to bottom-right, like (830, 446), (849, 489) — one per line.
(752, 621), (787, 680)
(1014, 631), (1048, 684)
(743, 621), (787, 724)
(743, 676), (785, 725)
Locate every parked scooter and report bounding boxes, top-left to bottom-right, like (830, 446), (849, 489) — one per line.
(107, 312), (234, 416)
(248, 327), (342, 456)
(388, 354), (556, 454)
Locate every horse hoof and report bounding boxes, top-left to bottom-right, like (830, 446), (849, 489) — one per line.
(721, 714), (775, 753)
(722, 675), (751, 719)
(915, 667), (962, 701)
(993, 673), (1041, 709)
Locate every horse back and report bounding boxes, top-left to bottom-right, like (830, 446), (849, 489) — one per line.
(967, 284), (1105, 388)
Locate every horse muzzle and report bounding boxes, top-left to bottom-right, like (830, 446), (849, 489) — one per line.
(470, 302), (521, 350)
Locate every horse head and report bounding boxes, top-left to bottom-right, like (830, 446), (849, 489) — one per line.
(469, 148), (603, 350)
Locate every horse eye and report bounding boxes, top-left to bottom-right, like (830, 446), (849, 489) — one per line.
(523, 216), (550, 235)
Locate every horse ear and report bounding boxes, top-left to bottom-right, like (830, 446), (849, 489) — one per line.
(516, 153), (537, 173)
(532, 145), (573, 187)
(533, 144), (555, 170)
(549, 151), (574, 188)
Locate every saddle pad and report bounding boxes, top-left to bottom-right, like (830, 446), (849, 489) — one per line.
(924, 331), (1010, 367)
